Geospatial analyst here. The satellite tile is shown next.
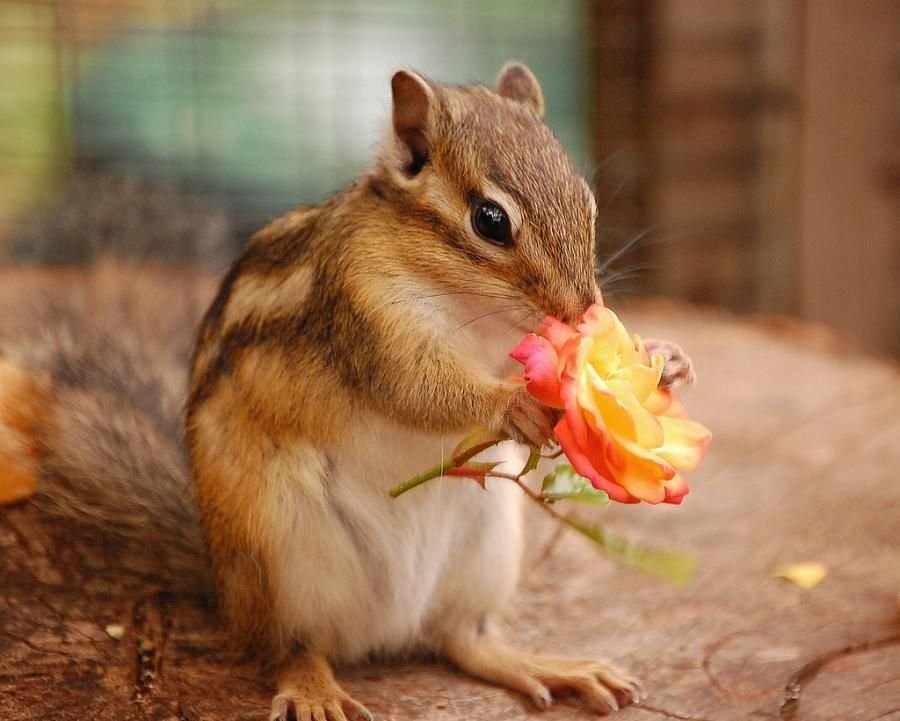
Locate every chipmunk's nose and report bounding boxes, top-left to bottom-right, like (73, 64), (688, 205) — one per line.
(559, 286), (600, 325)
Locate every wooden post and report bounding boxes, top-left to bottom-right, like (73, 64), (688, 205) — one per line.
(756, 0), (803, 314)
(798, 1), (899, 356)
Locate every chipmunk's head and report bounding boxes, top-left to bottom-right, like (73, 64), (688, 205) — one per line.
(373, 63), (599, 330)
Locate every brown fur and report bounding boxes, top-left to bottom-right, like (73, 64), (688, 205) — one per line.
(0, 66), (693, 718)
(0, 262), (216, 589)
(185, 68), (601, 670)
(0, 359), (48, 503)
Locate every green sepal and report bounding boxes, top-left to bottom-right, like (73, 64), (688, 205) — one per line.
(541, 464), (610, 505)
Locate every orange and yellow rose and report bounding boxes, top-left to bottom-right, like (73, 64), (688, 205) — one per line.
(510, 304), (711, 505)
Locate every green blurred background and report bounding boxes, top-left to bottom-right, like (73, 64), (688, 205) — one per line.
(0, 0), (590, 234)
(0, 1), (897, 356)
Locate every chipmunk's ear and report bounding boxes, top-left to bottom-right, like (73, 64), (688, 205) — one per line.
(390, 69), (434, 177)
(496, 62), (544, 117)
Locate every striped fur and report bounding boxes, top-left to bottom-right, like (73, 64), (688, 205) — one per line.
(185, 68), (602, 673)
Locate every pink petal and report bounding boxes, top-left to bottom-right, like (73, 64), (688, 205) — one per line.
(663, 472), (690, 504)
(541, 315), (579, 353)
(509, 334), (563, 407)
(560, 360), (591, 449)
(576, 303), (615, 342)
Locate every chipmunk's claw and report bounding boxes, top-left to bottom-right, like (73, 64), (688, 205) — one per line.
(270, 693), (373, 721)
(526, 656), (642, 714)
(447, 630), (642, 716)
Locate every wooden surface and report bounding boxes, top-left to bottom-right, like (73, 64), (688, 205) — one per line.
(2, 301), (899, 721)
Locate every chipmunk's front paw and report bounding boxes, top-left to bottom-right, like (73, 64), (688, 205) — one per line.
(501, 386), (556, 448)
(643, 338), (696, 390)
(270, 691), (373, 721)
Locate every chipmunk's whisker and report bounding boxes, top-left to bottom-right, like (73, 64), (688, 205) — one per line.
(453, 306), (521, 332)
(386, 289), (518, 309)
(596, 227), (659, 275)
(501, 309), (537, 338)
(599, 264), (658, 290)
(596, 173), (631, 222)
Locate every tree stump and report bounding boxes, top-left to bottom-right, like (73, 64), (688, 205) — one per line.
(2, 300), (899, 721)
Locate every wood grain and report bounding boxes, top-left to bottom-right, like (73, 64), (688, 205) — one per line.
(2, 300), (899, 721)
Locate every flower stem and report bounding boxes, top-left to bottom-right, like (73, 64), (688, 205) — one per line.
(388, 458), (456, 497)
(388, 437), (506, 498)
(490, 472), (568, 523)
(390, 448), (695, 584)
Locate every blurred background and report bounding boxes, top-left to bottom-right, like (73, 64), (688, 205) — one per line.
(0, 0), (897, 355)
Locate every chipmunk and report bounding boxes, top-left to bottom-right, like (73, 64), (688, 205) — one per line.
(0, 63), (694, 719)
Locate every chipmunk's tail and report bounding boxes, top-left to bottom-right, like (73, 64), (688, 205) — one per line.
(0, 263), (216, 592)
(0, 168), (228, 592)
(0, 359), (46, 506)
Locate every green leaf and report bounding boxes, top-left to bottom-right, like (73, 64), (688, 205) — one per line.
(541, 464), (610, 505)
(564, 515), (696, 586)
(451, 427), (507, 463)
(519, 448), (542, 476)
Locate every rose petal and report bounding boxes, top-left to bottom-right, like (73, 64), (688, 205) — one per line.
(509, 334), (564, 408)
(627, 357), (664, 404)
(605, 377), (664, 448)
(578, 367), (637, 443)
(554, 418), (639, 504)
(618, 468), (667, 504)
(542, 316), (579, 353)
(570, 378), (628, 472)
(560, 352), (593, 449)
(656, 416), (712, 471)
(663, 472), (690, 504)
(524, 303), (709, 507)
(579, 308), (625, 367)
(645, 388), (673, 415)
(610, 434), (677, 503)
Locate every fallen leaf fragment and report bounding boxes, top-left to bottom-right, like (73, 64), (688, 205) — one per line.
(105, 624), (126, 640)
(772, 561), (828, 589)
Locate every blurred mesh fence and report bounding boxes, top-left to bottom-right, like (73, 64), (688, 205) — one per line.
(1, 0), (897, 354)
(0, 0), (591, 254)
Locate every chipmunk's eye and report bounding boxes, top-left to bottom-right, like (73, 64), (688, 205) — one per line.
(472, 200), (513, 247)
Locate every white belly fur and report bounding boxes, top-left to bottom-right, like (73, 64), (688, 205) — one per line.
(267, 290), (532, 662)
(269, 415), (526, 663)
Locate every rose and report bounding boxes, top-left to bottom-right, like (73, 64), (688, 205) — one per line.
(510, 304), (711, 505)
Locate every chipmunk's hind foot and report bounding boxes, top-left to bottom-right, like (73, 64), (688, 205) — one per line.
(446, 629), (643, 715)
(271, 651), (373, 721)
